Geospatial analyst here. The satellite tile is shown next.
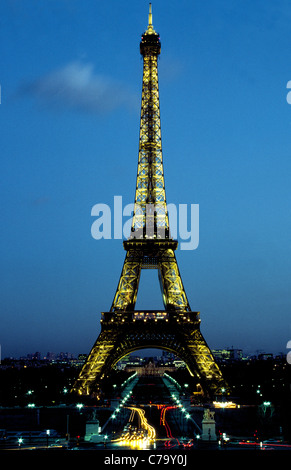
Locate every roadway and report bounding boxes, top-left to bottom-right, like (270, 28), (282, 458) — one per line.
(99, 374), (291, 452)
(101, 375), (196, 450)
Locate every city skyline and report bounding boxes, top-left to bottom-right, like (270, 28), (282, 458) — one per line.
(2, 345), (283, 362)
(1, 1), (291, 359)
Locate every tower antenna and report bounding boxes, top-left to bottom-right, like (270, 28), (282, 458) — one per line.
(147, 3), (154, 33)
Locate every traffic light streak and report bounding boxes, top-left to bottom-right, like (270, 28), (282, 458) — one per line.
(115, 406), (156, 448)
(160, 406), (181, 448)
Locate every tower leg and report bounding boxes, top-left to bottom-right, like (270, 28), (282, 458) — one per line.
(110, 250), (142, 311)
(71, 328), (121, 396)
(158, 248), (190, 310)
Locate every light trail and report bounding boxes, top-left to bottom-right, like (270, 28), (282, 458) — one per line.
(238, 441), (291, 449)
(114, 406), (156, 449)
(160, 405), (193, 449)
(129, 406), (156, 440)
(160, 405), (180, 448)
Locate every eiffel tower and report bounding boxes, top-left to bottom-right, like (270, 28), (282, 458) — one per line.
(72, 5), (228, 399)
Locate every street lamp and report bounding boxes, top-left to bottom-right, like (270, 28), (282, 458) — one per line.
(46, 429), (50, 447)
(196, 434), (200, 447)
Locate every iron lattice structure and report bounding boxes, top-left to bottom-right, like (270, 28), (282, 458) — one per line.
(72, 6), (228, 399)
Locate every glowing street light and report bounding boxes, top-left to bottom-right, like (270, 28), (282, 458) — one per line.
(46, 429), (50, 447)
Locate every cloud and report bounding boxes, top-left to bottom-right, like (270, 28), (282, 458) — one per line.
(20, 61), (139, 114)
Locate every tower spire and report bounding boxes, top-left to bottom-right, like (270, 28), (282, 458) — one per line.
(147, 3), (155, 34)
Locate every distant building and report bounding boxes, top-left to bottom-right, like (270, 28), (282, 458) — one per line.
(212, 348), (243, 361)
(78, 354), (88, 362)
(44, 352), (56, 361)
(258, 353), (273, 360)
(126, 358), (177, 376)
(23, 351), (42, 361)
(115, 354), (144, 370)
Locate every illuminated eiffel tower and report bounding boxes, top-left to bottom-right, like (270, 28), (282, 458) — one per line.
(72, 5), (228, 399)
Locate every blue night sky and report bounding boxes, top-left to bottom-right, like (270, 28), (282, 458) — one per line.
(1, 0), (291, 358)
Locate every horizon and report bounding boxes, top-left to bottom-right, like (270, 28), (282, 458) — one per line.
(1, 346), (286, 362)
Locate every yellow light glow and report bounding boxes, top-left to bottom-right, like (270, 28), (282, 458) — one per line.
(213, 401), (236, 409)
(115, 406), (156, 448)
